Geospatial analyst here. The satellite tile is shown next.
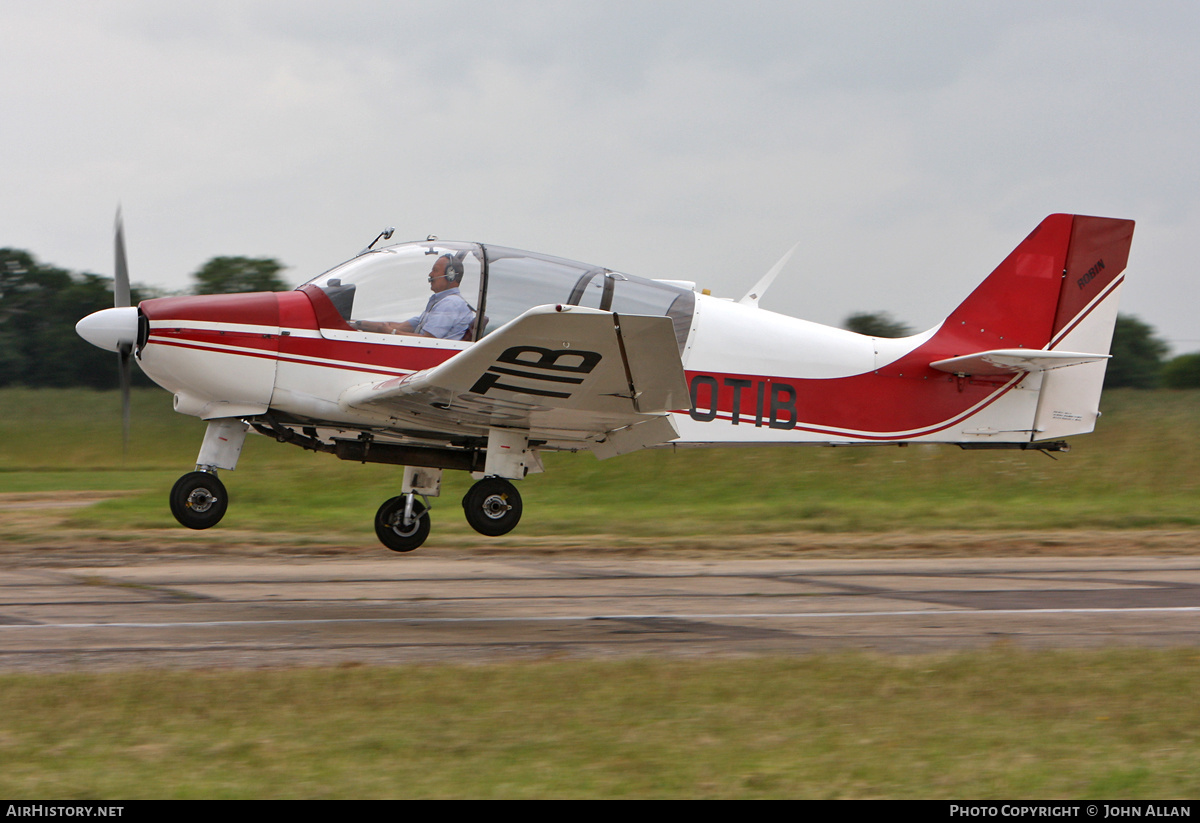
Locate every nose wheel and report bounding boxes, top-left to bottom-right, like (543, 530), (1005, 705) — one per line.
(169, 471), (229, 530)
(462, 477), (523, 536)
(375, 494), (431, 553)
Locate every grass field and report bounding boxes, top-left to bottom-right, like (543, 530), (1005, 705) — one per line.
(1, 387), (1198, 543)
(1, 650), (1199, 799)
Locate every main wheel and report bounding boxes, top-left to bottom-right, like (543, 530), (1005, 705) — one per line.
(462, 477), (522, 536)
(169, 471), (228, 530)
(375, 495), (430, 553)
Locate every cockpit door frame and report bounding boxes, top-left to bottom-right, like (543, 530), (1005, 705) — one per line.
(566, 268), (616, 311)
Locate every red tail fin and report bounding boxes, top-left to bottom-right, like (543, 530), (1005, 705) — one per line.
(931, 214), (1134, 358)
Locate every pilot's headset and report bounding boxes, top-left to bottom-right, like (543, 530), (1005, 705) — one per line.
(440, 253), (465, 285)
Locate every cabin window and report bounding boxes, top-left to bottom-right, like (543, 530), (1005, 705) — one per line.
(476, 247), (594, 338)
(479, 246), (695, 353)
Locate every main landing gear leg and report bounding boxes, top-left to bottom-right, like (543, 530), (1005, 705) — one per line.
(372, 430), (538, 554)
(374, 467), (441, 553)
(169, 419), (247, 530)
(460, 427), (533, 538)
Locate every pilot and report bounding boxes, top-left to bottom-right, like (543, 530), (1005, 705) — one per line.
(352, 254), (475, 340)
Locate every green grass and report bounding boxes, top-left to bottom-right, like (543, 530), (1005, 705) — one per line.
(2, 388), (1199, 540)
(1, 650), (1197, 799)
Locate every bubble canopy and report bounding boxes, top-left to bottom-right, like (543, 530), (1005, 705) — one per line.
(302, 241), (695, 350)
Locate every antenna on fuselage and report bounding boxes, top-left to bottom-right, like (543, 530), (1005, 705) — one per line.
(358, 226), (395, 256)
(738, 241), (800, 307)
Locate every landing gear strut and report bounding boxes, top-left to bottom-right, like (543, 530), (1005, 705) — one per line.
(371, 429), (534, 551)
(374, 494), (431, 553)
(169, 418), (247, 530)
(371, 466), (441, 552)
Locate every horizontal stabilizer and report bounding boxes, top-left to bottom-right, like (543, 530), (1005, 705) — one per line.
(930, 349), (1110, 377)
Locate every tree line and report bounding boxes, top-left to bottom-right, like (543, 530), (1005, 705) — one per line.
(0, 249), (287, 390)
(0, 244), (1194, 391)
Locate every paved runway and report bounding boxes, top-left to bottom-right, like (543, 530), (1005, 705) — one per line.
(1, 553), (1198, 670)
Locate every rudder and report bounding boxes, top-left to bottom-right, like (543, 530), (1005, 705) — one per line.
(1033, 215), (1135, 440)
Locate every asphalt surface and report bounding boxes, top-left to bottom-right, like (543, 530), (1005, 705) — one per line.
(2, 553), (1199, 671)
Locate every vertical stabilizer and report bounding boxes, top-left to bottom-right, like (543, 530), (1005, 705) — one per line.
(936, 214), (1075, 355)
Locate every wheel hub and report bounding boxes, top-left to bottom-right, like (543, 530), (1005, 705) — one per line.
(481, 493), (510, 520)
(387, 499), (427, 537)
(461, 478), (522, 537)
(389, 513), (421, 536)
(186, 488), (216, 513)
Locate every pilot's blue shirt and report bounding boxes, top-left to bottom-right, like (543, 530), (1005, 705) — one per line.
(407, 287), (474, 340)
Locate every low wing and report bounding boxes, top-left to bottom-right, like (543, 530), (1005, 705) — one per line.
(930, 349), (1110, 377)
(340, 305), (689, 450)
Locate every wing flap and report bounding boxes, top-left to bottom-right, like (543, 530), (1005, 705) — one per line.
(591, 415), (681, 460)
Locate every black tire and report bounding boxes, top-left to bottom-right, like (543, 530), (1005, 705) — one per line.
(169, 471), (228, 530)
(375, 495), (431, 553)
(462, 477), (522, 536)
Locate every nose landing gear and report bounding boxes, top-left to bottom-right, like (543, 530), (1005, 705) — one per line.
(169, 470), (228, 530)
(168, 419), (247, 531)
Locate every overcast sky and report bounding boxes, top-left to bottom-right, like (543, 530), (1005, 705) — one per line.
(4, 1), (1198, 352)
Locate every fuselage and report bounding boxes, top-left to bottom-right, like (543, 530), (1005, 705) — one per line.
(86, 213), (1132, 455)
(126, 247), (1044, 450)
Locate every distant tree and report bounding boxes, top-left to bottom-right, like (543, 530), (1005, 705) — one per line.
(1104, 315), (1169, 389)
(843, 311), (913, 338)
(0, 248), (151, 389)
(1162, 352), (1200, 389)
(192, 257), (289, 294)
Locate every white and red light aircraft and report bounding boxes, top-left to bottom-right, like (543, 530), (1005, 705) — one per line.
(76, 214), (1134, 552)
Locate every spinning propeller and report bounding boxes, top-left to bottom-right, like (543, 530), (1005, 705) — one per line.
(75, 210), (140, 453)
(114, 210), (132, 453)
